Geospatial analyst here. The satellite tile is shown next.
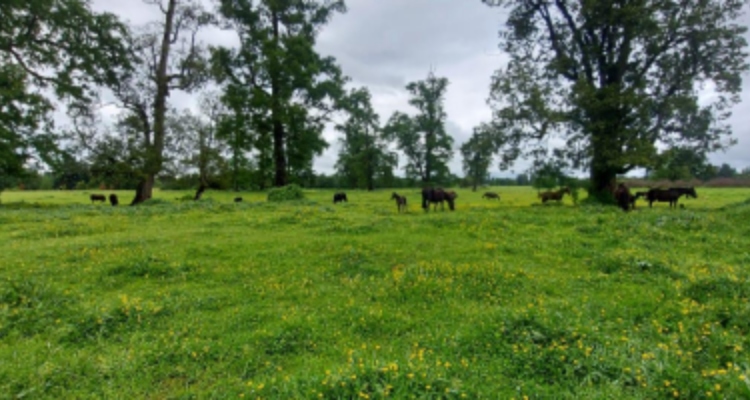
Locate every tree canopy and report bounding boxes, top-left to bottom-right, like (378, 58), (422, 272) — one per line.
(335, 87), (397, 191)
(383, 71), (454, 184)
(0, 0), (131, 190)
(212, 0), (348, 188)
(482, 0), (749, 196)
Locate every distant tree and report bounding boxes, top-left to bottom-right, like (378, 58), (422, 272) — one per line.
(169, 92), (229, 198)
(460, 124), (495, 191)
(335, 87), (397, 191)
(0, 0), (131, 193)
(515, 173), (530, 186)
(716, 163), (738, 178)
(650, 148), (714, 181)
(212, 0), (348, 187)
(383, 71), (454, 184)
(482, 0), (749, 199)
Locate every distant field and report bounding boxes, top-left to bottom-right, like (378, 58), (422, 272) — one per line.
(1, 187), (749, 398)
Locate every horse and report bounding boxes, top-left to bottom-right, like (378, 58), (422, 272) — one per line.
(90, 194), (106, 203)
(333, 192), (348, 204)
(645, 187), (697, 209)
(391, 192), (407, 213)
(613, 183), (633, 212)
(108, 194), (119, 206)
(538, 187), (571, 203)
(234, 197), (243, 203)
(421, 187), (456, 211)
(482, 192), (500, 200)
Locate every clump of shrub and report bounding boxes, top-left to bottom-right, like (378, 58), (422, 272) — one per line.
(267, 184), (305, 202)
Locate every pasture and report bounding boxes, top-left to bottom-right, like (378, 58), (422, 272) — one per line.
(1, 187), (749, 399)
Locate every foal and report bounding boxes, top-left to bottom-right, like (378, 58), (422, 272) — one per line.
(482, 192), (500, 200)
(391, 192), (407, 213)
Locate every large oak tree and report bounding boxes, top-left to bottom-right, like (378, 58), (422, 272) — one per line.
(482, 0), (749, 197)
(212, 0), (348, 187)
(0, 0), (130, 191)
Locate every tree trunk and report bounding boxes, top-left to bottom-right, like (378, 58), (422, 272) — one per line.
(194, 182), (207, 201)
(272, 119), (287, 187)
(130, 174), (155, 205)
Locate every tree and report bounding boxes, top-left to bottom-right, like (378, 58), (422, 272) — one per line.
(383, 71), (454, 184)
(212, 0), (348, 188)
(650, 147), (714, 181)
(335, 87), (397, 191)
(716, 163), (738, 178)
(460, 124), (495, 191)
(482, 0), (749, 198)
(110, 0), (213, 205)
(0, 0), (131, 192)
(168, 92), (229, 198)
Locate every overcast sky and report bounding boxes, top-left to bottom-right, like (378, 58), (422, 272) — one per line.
(89, 0), (750, 177)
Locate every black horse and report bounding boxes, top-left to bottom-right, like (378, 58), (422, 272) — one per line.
(645, 187), (697, 209)
(234, 197), (243, 203)
(333, 192), (348, 204)
(109, 194), (119, 206)
(422, 187), (456, 211)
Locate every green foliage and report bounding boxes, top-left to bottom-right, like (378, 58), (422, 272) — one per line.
(0, 0), (131, 187)
(335, 87), (397, 190)
(460, 124), (496, 190)
(267, 184), (306, 202)
(482, 0), (749, 194)
(383, 71), (454, 184)
(212, 0), (348, 187)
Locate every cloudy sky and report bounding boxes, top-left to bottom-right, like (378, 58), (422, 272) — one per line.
(90, 0), (750, 177)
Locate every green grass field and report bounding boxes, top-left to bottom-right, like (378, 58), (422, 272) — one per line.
(1, 187), (749, 399)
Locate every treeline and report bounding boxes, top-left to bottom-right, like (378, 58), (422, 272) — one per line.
(2, 0), (748, 202)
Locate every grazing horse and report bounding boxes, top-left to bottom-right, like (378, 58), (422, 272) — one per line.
(333, 192), (348, 204)
(108, 194), (119, 206)
(482, 192), (500, 200)
(391, 192), (407, 213)
(234, 197), (243, 203)
(90, 194), (106, 203)
(645, 187), (697, 209)
(613, 184), (633, 212)
(422, 187), (456, 211)
(538, 187), (571, 203)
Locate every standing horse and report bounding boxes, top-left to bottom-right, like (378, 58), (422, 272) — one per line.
(422, 187), (456, 211)
(482, 192), (500, 200)
(613, 183), (633, 212)
(391, 192), (407, 213)
(108, 194), (119, 206)
(538, 187), (571, 204)
(645, 187), (697, 209)
(90, 194), (106, 203)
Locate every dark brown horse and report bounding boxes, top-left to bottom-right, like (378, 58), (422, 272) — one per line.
(538, 187), (571, 203)
(234, 197), (243, 203)
(613, 184), (633, 212)
(108, 194), (119, 206)
(645, 187), (697, 209)
(333, 192), (348, 203)
(90, 194), (106, 203)
(482, 192), (500, 200)
(422, 187), (456, 211)
(391, 192), (407, 213)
